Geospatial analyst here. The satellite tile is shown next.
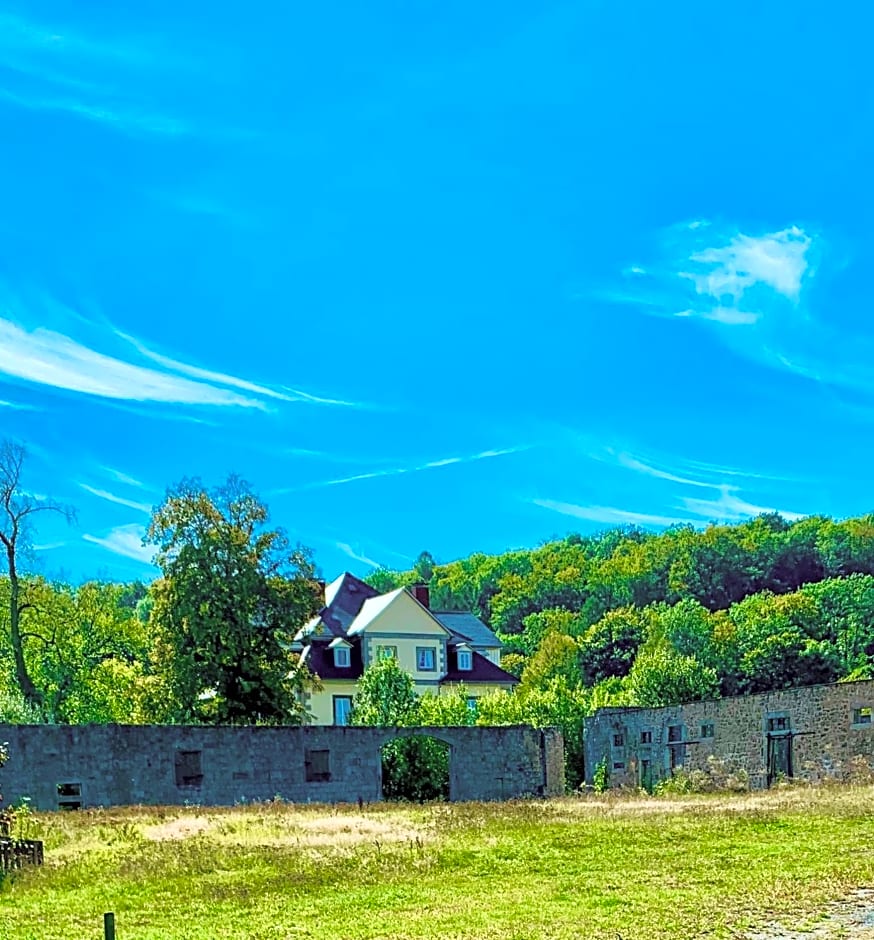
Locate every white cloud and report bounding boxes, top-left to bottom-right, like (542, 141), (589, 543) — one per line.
(294, 446), (529, 491)
(116, 332), (358, 407)
(681, 486), (805, 523)
(606, 222), (874, 398)
(0, 302), (351, 409)
(613, 223), (813, 329)
(532, 498), (691, 528)
(83, 524), (156, 565)
(0, 398), (38, 410)
(0, 12), (190, 137)
(101, 467), (145, 488)
(697, 306), (760, 326)
(0, 88), (188, 136)
(685, 227), (811, 303)
(615, 452), (713, 489)
(79, 484), (152, 514)
(0, 318), (264, 406)
(336, 542), (382, 569)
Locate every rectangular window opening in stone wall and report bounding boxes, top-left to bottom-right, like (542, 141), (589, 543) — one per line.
(852, 706), (872, 727)
(613, 733), (624, 747)
(305, 748), (331, 782)
(174, 750), (204, 788)
(767, 715), (790, 733)
(701, 722), (715, 738)
(57, 782), (82, 810)
(640, 730), (652, 744)
(667, 724), (685, 773)
(612, 761), (625, 771)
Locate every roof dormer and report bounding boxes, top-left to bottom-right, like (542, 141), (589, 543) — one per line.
(328, 637), (352, 668)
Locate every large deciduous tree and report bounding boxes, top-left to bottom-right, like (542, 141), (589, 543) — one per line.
(146, 475), (320, 724)
(0, 440), (72, 710)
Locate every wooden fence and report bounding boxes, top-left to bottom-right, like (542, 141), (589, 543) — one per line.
(0, 837), (44, 871)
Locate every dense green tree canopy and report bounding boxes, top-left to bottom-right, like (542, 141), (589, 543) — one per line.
(146, 475), (320, 724)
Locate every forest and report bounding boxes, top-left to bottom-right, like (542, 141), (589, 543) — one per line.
(2, 439), (874, 785)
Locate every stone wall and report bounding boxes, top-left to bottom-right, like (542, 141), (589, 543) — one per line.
(0, 724), (565, 810)
(584, 679), (874, 791)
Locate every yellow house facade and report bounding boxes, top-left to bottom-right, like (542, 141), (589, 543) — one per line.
(295, 573), (518, 725)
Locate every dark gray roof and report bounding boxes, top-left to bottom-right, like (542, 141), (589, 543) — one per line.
(432, 611), (502, 649)
(320, 572), (379, 637)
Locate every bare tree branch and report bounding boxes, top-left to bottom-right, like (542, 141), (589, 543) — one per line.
(0, 439), (75, 708)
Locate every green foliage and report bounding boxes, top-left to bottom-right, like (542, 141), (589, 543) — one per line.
(380, 735), (450, 801)
(592, 756), (609, 792)
(474, 678), (597, 788)
(146, 475), (320, 724)
(0, 687), (42, 724)
(351, 659), (449, 800)
(578, 606), (649, 684)
(627, 642), (719, 708)
(418, 687), (476, 726)
(351, 658), (420, 726)
(520, 632), (582, 689)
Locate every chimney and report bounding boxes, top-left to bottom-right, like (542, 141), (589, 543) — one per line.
(411, 583), (430, 610)
(314, 579), (326, 601)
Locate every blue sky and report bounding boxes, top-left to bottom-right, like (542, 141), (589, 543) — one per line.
(1, 0), (872, 582)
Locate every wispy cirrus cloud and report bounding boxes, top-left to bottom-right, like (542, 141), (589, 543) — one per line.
(608, 445), (805, 520)
(336, 542), (382, 569)
(0, 11), (191, 136)
(532, 498), (692, 527)
(115, 331), (359, 407)
(79, 484), (152, 515)
(285, 445), (529, 492)
(0, 398), (38, 411)
(603, 222), (874, 401)
(0, 291), (356, 409)
(536, 437), (806, 530)
(609, 222), (812, 327)
(680, 486), (805, 523)
(82, 523), (156, 565)
(0, 317), (263, 407)
(0, 87), (188, 136)
(101, 467), (145, 488)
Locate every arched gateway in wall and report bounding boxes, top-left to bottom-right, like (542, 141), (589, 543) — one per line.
(0, 724), (565, 810)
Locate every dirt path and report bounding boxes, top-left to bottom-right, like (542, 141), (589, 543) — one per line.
(748, 890), (874, 939)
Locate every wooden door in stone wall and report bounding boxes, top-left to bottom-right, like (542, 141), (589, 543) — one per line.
(766, 734), (793, 786)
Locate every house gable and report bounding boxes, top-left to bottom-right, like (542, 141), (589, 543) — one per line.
(348, 588), (451, 638)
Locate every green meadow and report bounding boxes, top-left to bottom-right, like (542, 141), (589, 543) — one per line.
(2, 786), (873, 940)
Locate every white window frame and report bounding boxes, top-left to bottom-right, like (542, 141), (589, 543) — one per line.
(457, 649), (473, 671)
(333, 646), (350, 668)
(377, 645), (397, 661)
(416, 647), (436, 671)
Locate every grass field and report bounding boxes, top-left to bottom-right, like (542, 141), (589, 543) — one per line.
(2, 786), (873, 940)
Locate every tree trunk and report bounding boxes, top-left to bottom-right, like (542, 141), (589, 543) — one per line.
(6, 544), (41, 708)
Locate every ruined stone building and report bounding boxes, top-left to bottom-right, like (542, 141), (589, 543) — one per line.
(0, 724), (565, 810)
(584, 679), (874, 791)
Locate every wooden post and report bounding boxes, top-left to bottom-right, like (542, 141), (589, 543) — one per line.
(104, 912), (116, 940)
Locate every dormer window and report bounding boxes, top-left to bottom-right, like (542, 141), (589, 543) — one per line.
(329, 637), (352, 668)
(457, 648), (473, 671)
